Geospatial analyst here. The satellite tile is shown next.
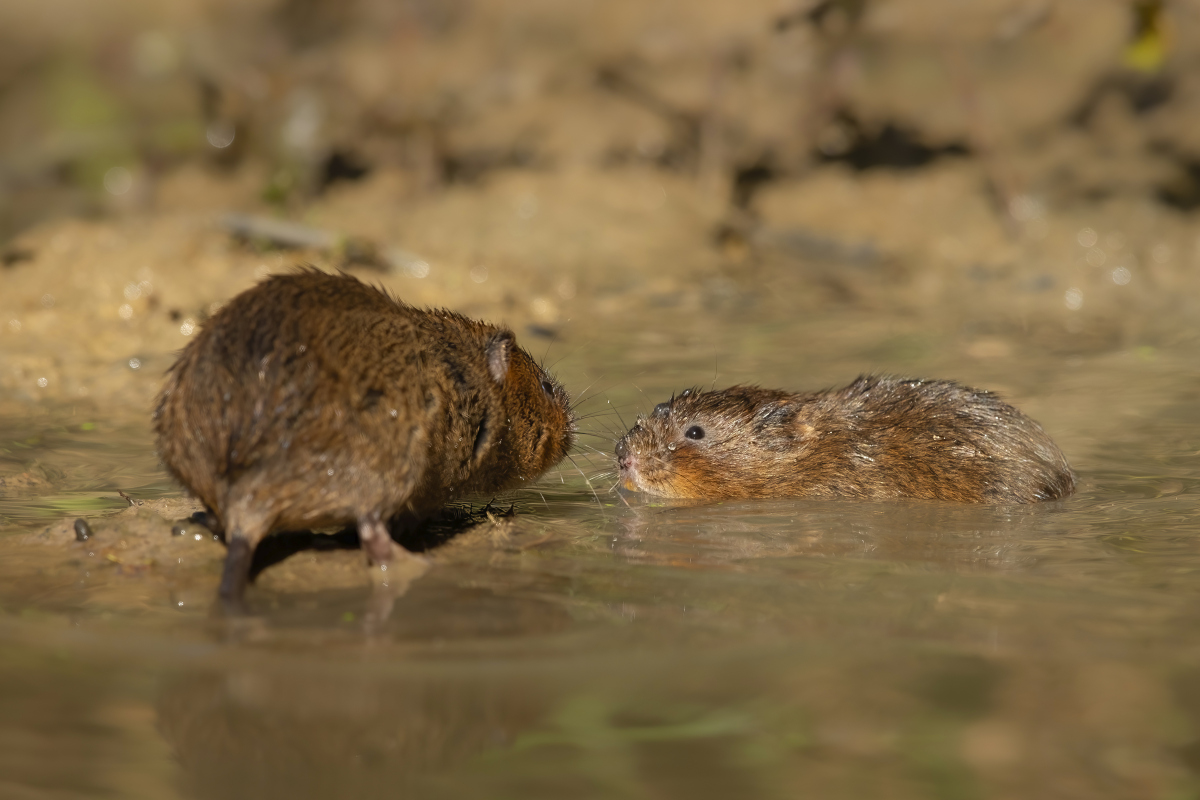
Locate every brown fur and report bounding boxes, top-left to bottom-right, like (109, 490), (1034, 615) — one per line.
(154, 270), (574, 599)
(615, 376), (1075, 504)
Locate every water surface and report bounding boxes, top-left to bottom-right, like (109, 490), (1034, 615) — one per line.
(2, 307), (1199, 800)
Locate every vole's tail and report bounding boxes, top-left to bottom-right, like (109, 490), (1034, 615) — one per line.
(219, 536), (255, 603)
(218, 498), (273, 608)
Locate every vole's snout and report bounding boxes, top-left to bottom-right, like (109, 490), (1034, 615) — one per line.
(615, 438), (630, 468)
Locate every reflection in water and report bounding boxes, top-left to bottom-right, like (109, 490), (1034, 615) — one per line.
(3, 343), (1200, 797)
(157, 667), (547, 800)
(610, 497), (1072, 574)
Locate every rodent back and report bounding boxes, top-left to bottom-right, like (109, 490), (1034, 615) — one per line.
(618, 377), (1074, 503)
(154, 273), (439, 514)
(155, 270), (576, 519)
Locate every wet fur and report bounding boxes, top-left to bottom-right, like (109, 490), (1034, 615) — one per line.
(154, 270), (575, 596)
(616, 376), (1075, 504)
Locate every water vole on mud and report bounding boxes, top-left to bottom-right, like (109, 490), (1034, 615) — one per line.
(154, 270), (575, 601)
(616, 375), (1074, 504)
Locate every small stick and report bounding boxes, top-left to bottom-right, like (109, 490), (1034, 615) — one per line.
(220, 213), (429, 273)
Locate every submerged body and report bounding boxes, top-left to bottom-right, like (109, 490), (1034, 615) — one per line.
(154, 270), (574, 600)
(616, 376), (1074, 504)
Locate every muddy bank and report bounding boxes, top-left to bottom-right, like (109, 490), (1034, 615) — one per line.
(2, 0), (1199, 415)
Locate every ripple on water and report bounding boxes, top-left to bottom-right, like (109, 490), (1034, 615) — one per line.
(0, 410), (172, 528)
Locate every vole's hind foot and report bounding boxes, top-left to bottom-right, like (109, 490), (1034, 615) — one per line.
(359, 511), (395, 565)
(359, 509), (431, 580)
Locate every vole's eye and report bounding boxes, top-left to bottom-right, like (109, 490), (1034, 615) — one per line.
(540, 379), (555, 397)
(685, 425), (705, 440)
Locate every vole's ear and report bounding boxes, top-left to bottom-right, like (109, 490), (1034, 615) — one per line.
(486, 330), (516, 383)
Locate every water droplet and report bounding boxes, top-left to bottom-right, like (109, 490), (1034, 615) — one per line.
(1064, 287), (1083, 311)
(206, 120), (236, 149)
(470, 265), (489, 283)
(531, 297), (555, 321)
(118, 304), (133, 320)
(36, 377), (47, 388)
(104, 167), (133, 196)
(128, 358), (142, 370)
(40, 294), (54, 309)
(1112, 267), (1132, 285)
(1076, 228), (1098, 248)
(180, 318), (196, 336)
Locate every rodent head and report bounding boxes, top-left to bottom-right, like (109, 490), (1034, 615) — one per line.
(615, 386), (803, 499)
(477, 330), (575, 486)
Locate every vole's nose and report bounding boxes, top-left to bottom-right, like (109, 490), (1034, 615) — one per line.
(617, 438), (644, 474)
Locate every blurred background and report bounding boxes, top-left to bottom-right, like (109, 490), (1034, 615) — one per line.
(2, 0), (1199, 411)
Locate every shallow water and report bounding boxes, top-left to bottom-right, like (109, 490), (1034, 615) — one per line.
(2, 304), (1200, 800)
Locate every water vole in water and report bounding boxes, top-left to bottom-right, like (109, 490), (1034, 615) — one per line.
(154, 270), (575, 601)
(615, 375), (1074, 504)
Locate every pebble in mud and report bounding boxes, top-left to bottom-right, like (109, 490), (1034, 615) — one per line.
(73, 518), (93, 542)
(153, 270), (576, 604)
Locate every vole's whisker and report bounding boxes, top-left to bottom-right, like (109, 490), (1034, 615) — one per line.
(566, 453), (606, 509)
(569, 373), (607, 409)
